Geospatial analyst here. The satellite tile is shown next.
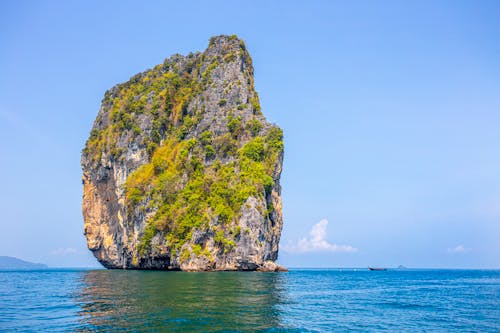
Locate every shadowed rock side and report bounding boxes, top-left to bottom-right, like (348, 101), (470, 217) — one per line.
(81, 35), (285, 271)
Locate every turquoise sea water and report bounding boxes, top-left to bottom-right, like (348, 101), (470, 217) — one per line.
(0, 269), (499, 332)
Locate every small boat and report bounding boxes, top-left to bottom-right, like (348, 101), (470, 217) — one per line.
(368, 267), (387, 271)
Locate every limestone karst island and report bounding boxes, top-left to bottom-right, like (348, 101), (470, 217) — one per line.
(81, 35), (285, 271)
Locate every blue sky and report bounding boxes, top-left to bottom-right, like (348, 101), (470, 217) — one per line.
(1, 1), (499, 268)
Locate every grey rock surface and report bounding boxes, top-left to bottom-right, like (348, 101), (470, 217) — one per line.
(81, 35), (285, 271)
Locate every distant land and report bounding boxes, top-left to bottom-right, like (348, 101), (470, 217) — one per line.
(0, 256), (48, 269)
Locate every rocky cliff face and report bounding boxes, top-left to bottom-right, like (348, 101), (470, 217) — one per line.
(81, 35), (285, 271)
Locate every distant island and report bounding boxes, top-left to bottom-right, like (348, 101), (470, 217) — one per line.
(0, 256), (48, 269)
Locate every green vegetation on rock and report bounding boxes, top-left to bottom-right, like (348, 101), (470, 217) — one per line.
(126, 123), (282, 255)
(82, 35), (284, 270)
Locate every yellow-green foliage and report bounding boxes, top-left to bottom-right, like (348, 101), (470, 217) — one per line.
(83, 55), (205, 163)
(128, 123), (282, 256)
(191, 244), (202, 256)
(247, 118), (263, 136)
(138, 223), (157, 256)
(84, 37), (283, 259)
(249, 94), (261, 114)
(82, 129), (105, 162)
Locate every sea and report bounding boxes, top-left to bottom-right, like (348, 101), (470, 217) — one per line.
(0, 269), (499, 332)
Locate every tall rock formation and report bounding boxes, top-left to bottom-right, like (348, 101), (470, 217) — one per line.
(81, 35), (285, 271)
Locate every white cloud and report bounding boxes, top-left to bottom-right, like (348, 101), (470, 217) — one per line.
(50, 247), (79, 255)
(283, 219), (358, 253)
(447, 245), (470, 254)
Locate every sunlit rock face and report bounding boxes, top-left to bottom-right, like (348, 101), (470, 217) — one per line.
(81, 35), (285, 271)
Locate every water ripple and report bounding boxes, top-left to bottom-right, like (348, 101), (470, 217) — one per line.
(0, 269), (499, 332)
